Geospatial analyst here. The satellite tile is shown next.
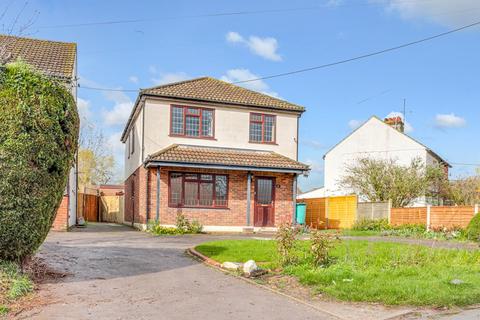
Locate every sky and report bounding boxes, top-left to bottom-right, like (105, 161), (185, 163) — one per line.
(3, 0), (480, 190)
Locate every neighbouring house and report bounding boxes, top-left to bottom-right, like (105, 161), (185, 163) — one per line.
(121, 77), (309, 231)
(297, 187), (326, 200)
(0, 34), (78, 230)
(323, 116), (450, 206)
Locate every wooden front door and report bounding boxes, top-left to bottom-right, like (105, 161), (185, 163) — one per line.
(254, 177), (275, 227)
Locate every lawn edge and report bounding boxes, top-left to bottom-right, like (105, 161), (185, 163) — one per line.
(187, 247), (421, 320)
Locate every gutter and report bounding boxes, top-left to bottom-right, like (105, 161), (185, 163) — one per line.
(145, 160), (310, 175)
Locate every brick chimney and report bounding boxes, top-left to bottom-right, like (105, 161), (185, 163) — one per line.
(384, 116), (404, 133)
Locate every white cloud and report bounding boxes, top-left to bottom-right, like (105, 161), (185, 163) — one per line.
(385, 111), (414, 133)
(435, 113), (466, 128)
(304, 158), (323, 173)
(152, 72), (189, 86)
(102, 91), (133, 127)
(129, 76), (139, 84)
(348, 119), (362, 130)
(148, 65), (157, 74)
(77, 97), (91, 122)
(374, 0), (480, 26)
(303, 139), (324, 149)
(226, 31), (282, 61)
(221, 68), (279, 98)
(107, 131), (125, 156)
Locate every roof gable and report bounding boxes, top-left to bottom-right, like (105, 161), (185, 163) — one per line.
(0, 34), (76, 79)
(324, 116), (450, 166)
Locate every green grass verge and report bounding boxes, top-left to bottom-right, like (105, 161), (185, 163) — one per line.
(195, 239), (480, 307)
(0, 261), (34, 315)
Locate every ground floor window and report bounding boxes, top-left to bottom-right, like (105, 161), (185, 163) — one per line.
(169, 172), (228, 208)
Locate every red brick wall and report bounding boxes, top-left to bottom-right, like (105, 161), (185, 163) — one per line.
(124, 166), (295, 227)
(51, 195), (69, 231)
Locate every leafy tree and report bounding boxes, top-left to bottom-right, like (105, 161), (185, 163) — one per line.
(78, 127), (116, 189)
(0, 62), (79, 262)
(443, 176), (480, 206)
(340, 157), (446, 207)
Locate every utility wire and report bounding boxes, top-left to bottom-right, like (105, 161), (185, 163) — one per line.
(78, 19), (480, 93)
(37, 0), (446, 29)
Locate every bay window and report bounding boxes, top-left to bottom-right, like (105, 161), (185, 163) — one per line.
(170, 105), (214, 138)
(169, 172), (228, 208)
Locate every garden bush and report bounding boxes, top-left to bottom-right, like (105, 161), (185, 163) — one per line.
(0, 62), (79, 262)
(275, 223), (300, 266)
(466, 213), (480, 242)
(352, 218), (390, 231)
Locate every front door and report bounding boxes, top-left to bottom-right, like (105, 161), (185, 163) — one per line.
(254, 177), (275, 227)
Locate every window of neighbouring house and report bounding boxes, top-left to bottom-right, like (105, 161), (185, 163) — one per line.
(130, 126), (135, 154)
(170, 105), (214, 138)
(249, 113), (276, 143)
(168, 172), (228, 208)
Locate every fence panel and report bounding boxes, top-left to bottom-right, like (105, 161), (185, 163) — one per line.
(327, 195), (357, 229)
(430, 206), (474, 229)
(357, 201), (390, 221)
(100, 195), (124, 224)
(390, 207), (427, 226)
(303, 198), (326, 229)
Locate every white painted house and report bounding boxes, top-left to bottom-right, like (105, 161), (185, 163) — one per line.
(323, 116), (450, 205)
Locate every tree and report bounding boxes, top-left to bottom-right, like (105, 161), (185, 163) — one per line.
(0, 62), (79, 262)
(443, 176), (480, 206)
(78, 126), (116, 189)
(340, 157), (446, 207)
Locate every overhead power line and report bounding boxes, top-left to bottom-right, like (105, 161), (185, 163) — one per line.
(78, 19), (480, 93)
(37, 0), (450, 29)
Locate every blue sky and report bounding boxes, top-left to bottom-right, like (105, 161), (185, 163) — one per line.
(4, 0), (480, 190)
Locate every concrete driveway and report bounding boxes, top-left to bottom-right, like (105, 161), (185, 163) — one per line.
(16, 223), (479, 320)
(17, 223), (333, 320)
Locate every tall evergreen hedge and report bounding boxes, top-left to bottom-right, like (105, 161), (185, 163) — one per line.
(0, 62), (79, 262)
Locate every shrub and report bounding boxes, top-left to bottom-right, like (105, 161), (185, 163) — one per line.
(175, 214), (203, 234)
(310, 230), (340, 267)
(466, 213), (480, 242)
(352, 218), (390, 231)
(147, 221), (178, 235)
(275, 223), (300, 266)
(0, 261), (34, 315)
(0, 62), (79, 262)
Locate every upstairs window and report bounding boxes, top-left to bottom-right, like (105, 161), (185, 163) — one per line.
(249, 113), (276, 143)
(170, 105), (214, 138)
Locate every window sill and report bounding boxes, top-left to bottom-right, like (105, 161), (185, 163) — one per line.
(249, 141), (278, 145)
(168, 205), (229, 210)
(169, 134), (217, 141)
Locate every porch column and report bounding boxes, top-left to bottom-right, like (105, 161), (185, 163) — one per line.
(292, 174), (298, 224)
(246, 172), (252, 226)
(156, 167), (160, 222)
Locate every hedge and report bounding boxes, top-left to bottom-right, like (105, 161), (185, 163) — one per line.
(0, 62), (79, 261)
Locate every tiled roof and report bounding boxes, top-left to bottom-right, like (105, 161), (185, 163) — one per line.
(0, 34), (76, 79)
(141, 77), (305, 112)
(147, 144), (309, 172)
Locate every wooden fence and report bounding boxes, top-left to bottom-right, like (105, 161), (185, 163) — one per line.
(391, 205), (478, 229)
(78, 193), (99, 222)
(300, 194), (479, 230)
(302, 195), (357, 229)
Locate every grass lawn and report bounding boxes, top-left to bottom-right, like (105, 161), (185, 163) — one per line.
(0, 261), (33, 316)
(195, 239), (480, 307)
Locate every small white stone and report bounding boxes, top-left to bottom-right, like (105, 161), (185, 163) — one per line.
(221, 262), (242, 270)
(450, 279), (464, 285)
(243, 260), (258, 274)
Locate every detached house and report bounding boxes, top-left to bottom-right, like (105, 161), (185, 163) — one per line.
(323, 116), (450, 205)
(121, 77), (309, 231)
(0, 34), (78, 230)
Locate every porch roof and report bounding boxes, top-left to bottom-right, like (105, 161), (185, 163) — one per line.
(145, 144), (310, 174)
